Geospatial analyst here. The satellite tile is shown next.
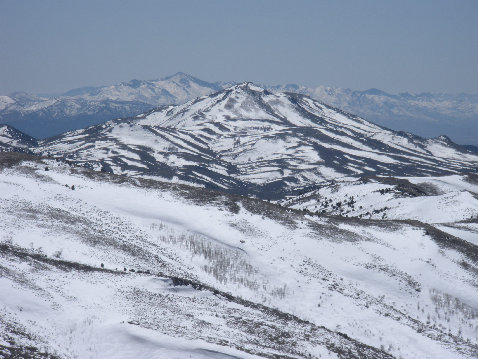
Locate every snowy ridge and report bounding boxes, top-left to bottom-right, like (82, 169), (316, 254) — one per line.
(282, 174), (478, 225)
(26, 82), (478, 199)
(75, 72), (225, 104)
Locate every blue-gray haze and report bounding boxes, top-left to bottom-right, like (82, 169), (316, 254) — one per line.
(0, 0), (477, 95)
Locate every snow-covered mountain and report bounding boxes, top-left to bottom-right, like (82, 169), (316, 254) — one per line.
(1, 153), (477, 358)
(0, 73), (227, 139)
(270, 85), (478, 146)
(62, 72), (228, 104)
(23, 82), (476, 199)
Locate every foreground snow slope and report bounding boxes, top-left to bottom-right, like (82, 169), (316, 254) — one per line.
(0, 153), (477, 359)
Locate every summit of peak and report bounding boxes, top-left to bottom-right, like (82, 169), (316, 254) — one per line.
(169, 71), (191, 78)
(433, 134), (452, 143)
(227, 82), (267, 93)
(160, 72), (223, 91)
(163, 72), (198, 82)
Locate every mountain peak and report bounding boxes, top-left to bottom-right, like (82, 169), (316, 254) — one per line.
(159, 72), (224, 92)
(227, 82), (267, 94)
(433, 134), (453, 143)
(170, 71), (191, 78)
(163, 72), (198, 82)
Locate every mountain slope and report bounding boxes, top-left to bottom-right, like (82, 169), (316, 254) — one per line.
(0, 153), (477, 358)
(281, 174), (478, 224)
(0, 124), (37, 152)
(35, 83), (478, 199)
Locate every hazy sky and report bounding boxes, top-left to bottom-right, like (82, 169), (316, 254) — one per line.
(1, 0), (477, 95)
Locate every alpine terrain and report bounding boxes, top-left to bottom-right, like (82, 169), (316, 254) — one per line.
(0, 83), (477, 359)
(2, 73), (478, 147)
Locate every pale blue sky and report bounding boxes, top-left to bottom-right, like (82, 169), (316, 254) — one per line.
(1, 0), (477, 94)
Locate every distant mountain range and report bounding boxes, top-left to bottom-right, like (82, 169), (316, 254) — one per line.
(1, 73), (478, 146)
(271, 84), (478, 147)
(1, 83), (477, 199)
(0, 73), (231, 139)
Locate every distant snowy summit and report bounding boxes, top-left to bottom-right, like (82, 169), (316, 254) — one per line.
(1, 73), (478, 146)
(2, 82), (476, 199)
(61, 72), (228, 104)
(0, 73), (229, 139)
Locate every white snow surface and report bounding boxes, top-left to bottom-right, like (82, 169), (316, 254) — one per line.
(0, 96), (15, 111)
(284, 175), (478, 224)
(0, 125), (34, 149)
(0, 159), (477, 358)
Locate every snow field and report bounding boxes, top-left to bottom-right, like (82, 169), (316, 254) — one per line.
(1, 161), (477, 358)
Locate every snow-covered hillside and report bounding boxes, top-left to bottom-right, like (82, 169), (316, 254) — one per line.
(30, 82), (478, 199)
(0, 124), (37, 152)
(282, 174), (478, 224)
(1, 153), (477, 358)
